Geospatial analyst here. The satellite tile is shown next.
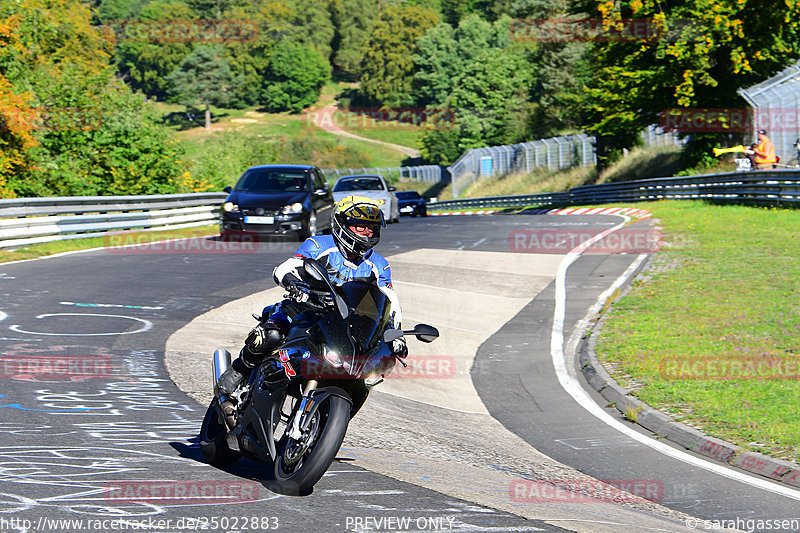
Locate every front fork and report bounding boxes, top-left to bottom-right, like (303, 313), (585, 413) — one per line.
(287, 379), (318, 441)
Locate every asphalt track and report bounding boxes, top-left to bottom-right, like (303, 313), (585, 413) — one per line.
(0, 213), (796, 533)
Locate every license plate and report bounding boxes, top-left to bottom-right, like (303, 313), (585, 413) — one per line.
(244, 216), (274, 224)
(400, 207), (413, 213)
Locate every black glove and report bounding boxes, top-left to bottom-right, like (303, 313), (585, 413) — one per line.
(285, 279), (311, 303)
(392, 337), (408, 359)
(311, 291), (335, 308)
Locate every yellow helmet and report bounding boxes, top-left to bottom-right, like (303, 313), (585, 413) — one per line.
(331, 195), (385, 259)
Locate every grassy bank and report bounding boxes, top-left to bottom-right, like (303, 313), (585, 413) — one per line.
(0, 226), (219, 264)
(154, 88), (414, 191)
(595, 201), (800, 463)
(449, 144), (738, 200)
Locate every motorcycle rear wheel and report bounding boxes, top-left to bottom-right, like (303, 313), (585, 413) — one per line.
(199, 398), (240, 465)
(269, 394), (349, 495)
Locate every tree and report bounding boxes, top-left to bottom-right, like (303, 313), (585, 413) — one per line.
(448, 46), (533, 148)
(167, 44), (240, 128)
(287, 0), (335, 61)
(358, 4), (438, 107)
(0, 75), (36, 196)
(112, 0), (196, 101)
(412, 14), (511, 107)
(576, 0), (800, 166)
(330, 0), (378, 80)
(261, 41), (330, 113)
(413, 14), (536, 163)
(0, 0), (194, 197)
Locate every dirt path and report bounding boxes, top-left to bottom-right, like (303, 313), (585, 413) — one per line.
(307, 105), (421, 158)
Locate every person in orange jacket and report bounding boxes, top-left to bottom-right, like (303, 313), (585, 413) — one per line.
(745, 129), (778, 170)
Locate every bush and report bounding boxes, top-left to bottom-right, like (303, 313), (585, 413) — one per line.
(261, 42), (330, 113)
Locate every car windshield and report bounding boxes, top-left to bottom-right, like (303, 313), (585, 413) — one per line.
(395, 191), (421, 200)
(333, 178), (384, 192)
(234, 169), (309, 193)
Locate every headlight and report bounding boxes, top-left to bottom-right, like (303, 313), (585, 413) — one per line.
(323, 346), (343, 368)
(280, 202), (304, 214)
(223, 202), (238, 212)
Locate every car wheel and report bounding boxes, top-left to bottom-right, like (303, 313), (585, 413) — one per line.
(298, 211), (317, 241)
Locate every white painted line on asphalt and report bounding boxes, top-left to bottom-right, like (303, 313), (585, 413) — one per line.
(0, 311), (6, 322)
(550, 217), (800, 501)
(9, 313), (153, 336)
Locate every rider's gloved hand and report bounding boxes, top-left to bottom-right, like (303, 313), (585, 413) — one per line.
(392, 337), (408, 359)
(314, 291), (335, 308)
(285, 280), (311, 303)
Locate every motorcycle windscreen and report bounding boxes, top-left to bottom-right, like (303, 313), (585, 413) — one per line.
(339, 281), (392, 353)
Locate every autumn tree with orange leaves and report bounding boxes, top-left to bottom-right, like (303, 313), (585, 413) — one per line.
(576, 0), (800, 167)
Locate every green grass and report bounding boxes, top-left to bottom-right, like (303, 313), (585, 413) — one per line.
(595, 201), (800, 463)
(152, 98), (410, 191)
(0, 225), (219, 264)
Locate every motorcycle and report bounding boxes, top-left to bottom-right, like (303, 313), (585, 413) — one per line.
(199, 257), (439, 495)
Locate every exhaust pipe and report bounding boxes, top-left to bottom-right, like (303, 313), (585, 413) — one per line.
(213, 349), (232, 396)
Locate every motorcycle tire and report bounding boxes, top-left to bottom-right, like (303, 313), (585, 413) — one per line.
(269, 394), (350, 495)
(199, 398), (240, 466)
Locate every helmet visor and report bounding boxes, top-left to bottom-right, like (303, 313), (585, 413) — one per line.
(344, 202), (385, 228)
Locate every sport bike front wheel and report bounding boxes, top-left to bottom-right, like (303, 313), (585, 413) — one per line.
(269, 394), (349, 495)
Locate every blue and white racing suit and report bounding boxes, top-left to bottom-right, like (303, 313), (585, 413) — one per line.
(270, 235), (402, 328)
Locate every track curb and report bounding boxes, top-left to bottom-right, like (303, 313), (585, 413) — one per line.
(578, 279), (800, 489)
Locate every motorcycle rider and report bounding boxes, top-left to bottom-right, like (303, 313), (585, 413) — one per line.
(217, 195), (407, 396)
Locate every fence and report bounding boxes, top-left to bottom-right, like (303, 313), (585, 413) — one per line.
(322, 165), (442, 183)
(429, 169), (800, 211)
(0, 192), (227, 248)
(640, 124), (686, 147)
(447, 134), (595, 198)
(447, 128), (686, 199)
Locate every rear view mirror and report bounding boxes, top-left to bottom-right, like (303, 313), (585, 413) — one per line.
(403, 324), (439, 343)
(303, 258), (327, 282)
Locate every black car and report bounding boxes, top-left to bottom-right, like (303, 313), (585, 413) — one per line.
(220, 164), (334, 241)
(394, 190), (427, 217)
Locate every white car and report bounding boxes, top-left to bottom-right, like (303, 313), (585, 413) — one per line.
(331, 175), (400, 224)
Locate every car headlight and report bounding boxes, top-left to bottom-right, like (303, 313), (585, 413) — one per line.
(280, 202), (304, 214)
(223, 202), (238, 212)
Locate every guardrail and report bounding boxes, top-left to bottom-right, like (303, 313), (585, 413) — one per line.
(429, 170), (800, 211)
(3, 170), (797, 249)
(0, 192), (228, 249)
